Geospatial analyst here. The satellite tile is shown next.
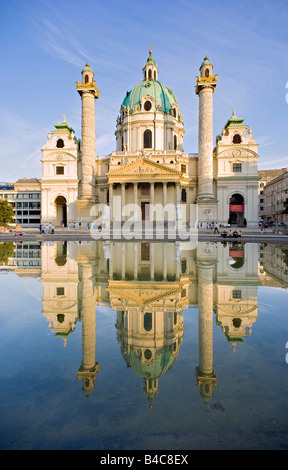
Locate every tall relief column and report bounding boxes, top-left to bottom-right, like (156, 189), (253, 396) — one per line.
(76, 246), (100, 397)
(195, 259), (217, 404)
(76, 63), (100, 221)
(195, 58), (218, 223)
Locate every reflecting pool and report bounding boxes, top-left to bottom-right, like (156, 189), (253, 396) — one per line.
(0, 240), (288, 450)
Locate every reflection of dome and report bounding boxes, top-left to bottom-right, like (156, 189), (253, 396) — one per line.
(123, 345), (177, 379)
(122, 80), (178, 115)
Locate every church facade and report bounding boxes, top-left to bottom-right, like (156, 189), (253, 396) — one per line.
(41, 49), (259, 229)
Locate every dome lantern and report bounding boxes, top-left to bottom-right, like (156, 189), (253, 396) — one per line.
(142, 45), (159, 81)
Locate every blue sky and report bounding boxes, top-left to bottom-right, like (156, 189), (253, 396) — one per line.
(0, 0), (287, 182)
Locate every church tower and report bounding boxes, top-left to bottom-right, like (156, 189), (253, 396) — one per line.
(76, 63), (100, 221)
(195, 58), (218, 222)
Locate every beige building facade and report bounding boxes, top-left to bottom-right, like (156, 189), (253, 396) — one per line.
(41, 49), (260, 229)
(262, 169), (288, 225)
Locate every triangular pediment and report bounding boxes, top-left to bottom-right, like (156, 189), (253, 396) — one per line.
(107, 284), (180, 306)
(215, 147), (258, 159)
(107, 157), (181, 178)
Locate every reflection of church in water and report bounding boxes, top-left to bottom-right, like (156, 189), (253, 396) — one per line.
(39, 239), (259, 405)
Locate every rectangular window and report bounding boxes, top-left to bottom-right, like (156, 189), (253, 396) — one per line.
(57, 287), (65, 296)
(233, 163), (242, 172)
(232, 290), (242, 299)
(141, 184), (150, 196)
(56, 166), (64, 175)
(181, 188), (187, 203)
(181, 164), (186, 174)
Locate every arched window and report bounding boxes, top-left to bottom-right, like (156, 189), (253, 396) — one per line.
(144, 312), (152, 331)
(144, 129), (152, 148)
(233, 134), (242, 144)
(148, 69), (152, 80)
(85, 74), (89, 83)
(181, 188), (187, 203)
(174, 135), (177, 150)
(205, 68), (209, 77)
(56, 138), (64, 148)
(154, 71), (157, 80)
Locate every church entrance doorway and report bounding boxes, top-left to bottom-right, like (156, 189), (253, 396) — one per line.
(229, 193), (245, 227)
(141, 201), (150, 220)
(55, 196), (67, 226)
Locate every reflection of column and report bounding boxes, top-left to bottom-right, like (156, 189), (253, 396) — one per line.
(163, 244), (167, 281)
(121, 243), (125, 279)
(175, 242), (180, 280)
(195, 261), (217, 404)
(77, 260), (100, 397)
(150, 243), (154, 280)
(109, 244), (113, 279)
(134, 243), (138, 280)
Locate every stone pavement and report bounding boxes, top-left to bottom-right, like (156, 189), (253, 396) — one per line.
(0, 225), (287, 243)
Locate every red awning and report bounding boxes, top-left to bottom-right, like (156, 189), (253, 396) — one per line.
(229, 205), (244, 212)
(229, 250), (244, 257)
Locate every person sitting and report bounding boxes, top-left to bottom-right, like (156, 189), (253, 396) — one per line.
(221, 230), (228, 238)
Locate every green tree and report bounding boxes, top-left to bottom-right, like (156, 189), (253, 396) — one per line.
(0, 242), (14, 264)
(0, 200), (14, 226)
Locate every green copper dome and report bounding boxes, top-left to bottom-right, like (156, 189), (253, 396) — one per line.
(201, 56), (212, 67)
(82, 63), (93, 73)
(123, 346), (177, 379)
(122, 80), (177, 114)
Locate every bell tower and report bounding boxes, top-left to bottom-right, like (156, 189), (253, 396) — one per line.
(76, 63), (100, 221)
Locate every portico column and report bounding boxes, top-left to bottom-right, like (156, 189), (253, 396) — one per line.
(133, 183), (138, 221)
(121, 183), (125, 222)
(109, 183), (113, 220)
(163, 182), (167, 207)
(150, 182), (155, 222)
(175, 182), (180, 205)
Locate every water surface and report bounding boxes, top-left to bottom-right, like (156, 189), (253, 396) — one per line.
(0, 240), (287, 450)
